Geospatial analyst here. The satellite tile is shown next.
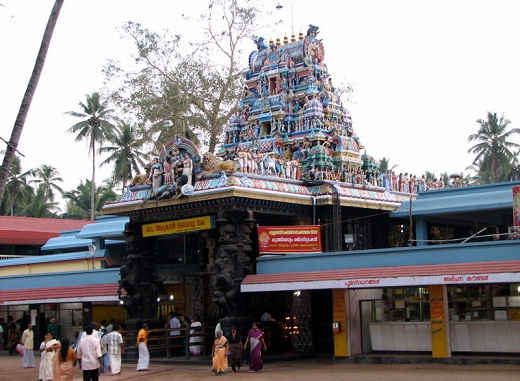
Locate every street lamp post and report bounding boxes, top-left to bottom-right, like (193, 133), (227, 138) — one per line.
(88, 244), (96, 270)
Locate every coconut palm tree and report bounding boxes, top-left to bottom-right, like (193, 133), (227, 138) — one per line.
(23, 187), (60, 218)
(0, 0), (64, 208)
(65, 92), (118, 220)
(62, 179), (118, 220)
(468, 112), (520, 183)
(99, 122), (150, 192)
(1, 156), (36, 216)
(30, 164), (64, 202)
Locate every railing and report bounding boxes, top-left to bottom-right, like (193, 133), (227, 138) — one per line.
(123, 324), (216, 359)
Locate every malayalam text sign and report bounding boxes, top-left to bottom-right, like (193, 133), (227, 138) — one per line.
(257, 225), (322, 254)
(142, 216), (214, 237)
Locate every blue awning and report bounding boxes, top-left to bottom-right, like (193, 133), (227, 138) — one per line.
(76, 216), (129, 239)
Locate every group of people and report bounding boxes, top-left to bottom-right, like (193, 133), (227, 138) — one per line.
(1, 313), (31, 355)
(167, 312), (204, 357)
(211, 322), (267, 375)
(148, 149), (194, 194)
(39, 319), (125, 381)
(5, 315), (125, 381)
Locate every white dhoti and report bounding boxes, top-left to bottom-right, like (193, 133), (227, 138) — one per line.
(109, 352), (122, 374)
(136, 343), (149, 371)
(23, 349), (35, 367)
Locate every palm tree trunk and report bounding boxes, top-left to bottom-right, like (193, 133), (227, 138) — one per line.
(0, 0), (64, 205)
(91, 138), (96, 221)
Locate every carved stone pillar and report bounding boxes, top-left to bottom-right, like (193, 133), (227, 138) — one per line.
(119, 222), (162, 322)
(210, 211), (255, 320)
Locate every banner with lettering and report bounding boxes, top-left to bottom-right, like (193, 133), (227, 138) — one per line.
(257, 225), (322, 254)
(142, 215), (215, 237)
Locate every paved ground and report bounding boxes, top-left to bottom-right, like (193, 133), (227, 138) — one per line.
(2, 352), (519, 381)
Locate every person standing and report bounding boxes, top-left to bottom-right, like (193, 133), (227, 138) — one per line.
(244, 322), (267, 373)
(57, 338), (77, 381)
(77, 325), (102, 381)
(226, 325), (243, 373)
(136, 323), (149, 371)
(211, 325), (228, 375)
(42, 333), (61, 381)
(188, 315), (203, 356)
(20, 323), (35, 368)
(106, 324), (124, 376)
(105, 319), (115, 334)
(169, 312), (181, 356)
(38, 333), (51, 381)
(47, 317), (61, 341)
(99, 329), (110, 373)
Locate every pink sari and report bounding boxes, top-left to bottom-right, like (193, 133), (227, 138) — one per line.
(246, 328), (264, 372)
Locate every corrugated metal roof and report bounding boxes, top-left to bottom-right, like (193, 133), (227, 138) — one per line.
(391, 181), (519, 218)
(41, 235), (92, 251)
(76, 217), (128, 239)
(241, 260), (520, 292)
(0, 250), (105, 267)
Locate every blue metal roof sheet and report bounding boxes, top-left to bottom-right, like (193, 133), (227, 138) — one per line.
(0, 250), (106, 267)
(75, 216), (129, 239)
(390, 181), (519, 218)
(41, 235), (92, 251)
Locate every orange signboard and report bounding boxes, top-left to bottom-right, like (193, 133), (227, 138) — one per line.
(257, 225), (322, 254)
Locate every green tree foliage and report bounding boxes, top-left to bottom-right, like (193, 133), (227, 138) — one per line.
(0, 0), (64, 208)
(0, 156), (35, 216)
(22, 187), (60, 218)
(468, 112), (520, 183)
(62, 179), (118, 220)
(65, 92), (118, 220)
(104, 0), (265, 152)
(30, 164), (64, 202)
(99, 122), (150, 191)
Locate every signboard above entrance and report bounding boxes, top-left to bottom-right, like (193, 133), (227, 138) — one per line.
(257, 225), (322, 254)
(142, 215), (215, 237)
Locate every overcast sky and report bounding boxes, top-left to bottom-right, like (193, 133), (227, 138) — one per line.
(1, 0), (519, 205)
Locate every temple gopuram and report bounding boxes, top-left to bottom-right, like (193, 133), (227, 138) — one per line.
(102, 24), (412, 348)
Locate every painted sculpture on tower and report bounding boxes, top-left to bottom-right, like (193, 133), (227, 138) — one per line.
(217, 24), (378, 185)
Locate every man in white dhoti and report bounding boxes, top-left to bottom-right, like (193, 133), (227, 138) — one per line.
(21, 323), (35, 368)
(106, 325), (125, 375)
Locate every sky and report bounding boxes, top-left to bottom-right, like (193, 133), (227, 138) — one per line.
(1, 0), (520, 207)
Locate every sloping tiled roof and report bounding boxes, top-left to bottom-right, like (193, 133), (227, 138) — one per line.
(0, 216), (89, 245)
(0, 283), (119, 305)
(241, 260), (520, 292)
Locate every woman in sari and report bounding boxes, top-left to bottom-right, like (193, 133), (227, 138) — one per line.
(38, 333), (51, 381)
(41, 333), (61, 381)
(136, 323), (149, 371)
(226, 326), (243, 373)
(211, 326), (228, 375)
(243, 322), (266, 373)
(57, 338), (77, 381)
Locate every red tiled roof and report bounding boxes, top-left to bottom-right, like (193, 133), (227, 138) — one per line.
(0, 283), (119, 304)
(0, 216), (89, 245)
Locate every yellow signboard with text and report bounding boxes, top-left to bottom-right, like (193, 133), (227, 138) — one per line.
(142, 216), (215, 237)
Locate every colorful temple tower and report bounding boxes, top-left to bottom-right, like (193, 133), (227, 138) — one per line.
(102, 25), (405, 334)
(218, 24), (376, 185)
